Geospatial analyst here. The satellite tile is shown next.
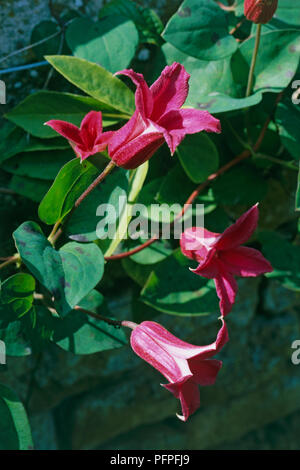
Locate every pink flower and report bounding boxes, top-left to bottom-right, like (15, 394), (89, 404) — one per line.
(127, 318), (228, 421)
(45, 111), (114, 162)
(180, 204), (273, 317)
(108, 63), (221, 169)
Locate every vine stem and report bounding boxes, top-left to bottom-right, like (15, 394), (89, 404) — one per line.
(75, 160), (116, 209)
(0, 254), (20, 270)
(246, 24), (262, 97)
(74, 306), (123, 327)
(48, 160), (116, 246)
(73, 307), (138, 330)
(105, 98), (281, 262)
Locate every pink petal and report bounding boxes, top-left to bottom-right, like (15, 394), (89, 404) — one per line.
(116, 69), (153, 119)
(164, 379), (200, 422)
(138, 319), (228, 361)
(217, 204), (259, 251)
(158, 109), (221, 154)
(220, 246), (273, 277)
(80, 111), (103, 148)
(108, 111), (146, 156)
(188, 359), (222, 386)
(110, 132), (164, 169)
(95, 130), (114, 149)
(45, 119), (82, 145)
(130, 326), (192, 383)
(214, 264), (238, 316)
(180, 227), (221, 262)
(150, 63), (190, 121)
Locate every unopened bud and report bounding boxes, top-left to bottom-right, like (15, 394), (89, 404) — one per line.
(244, 0), (278, 24)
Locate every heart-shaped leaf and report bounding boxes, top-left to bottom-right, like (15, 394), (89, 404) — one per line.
(13, 222), (105, 316)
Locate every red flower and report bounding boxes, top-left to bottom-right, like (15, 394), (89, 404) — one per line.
(45, 111), (114, 162)
(244, 0), (278, 24)
(180, 204), (273, 317)
(128, 319), (228, 421)
(108, 63), (221, 169)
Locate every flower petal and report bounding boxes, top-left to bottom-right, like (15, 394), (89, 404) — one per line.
(180, 227), (221, 262)
(188, 359), (222, 386)
(138, 319), (228, 361)
(220, 246), (273, 277)
(164, 378), (200, 422)
(217, 204), (259, 251)
(45, 119), (82, 145)
(158, 108), (221, 154)
(130, 326), (192, 383)
(110, 131), (164, 169)
(116, 69), (153, 119)
(80, 110), (103, 148)
(150, 62), (190, 121)
(214, 265), (238, 316)
(109, 111), (145, 156)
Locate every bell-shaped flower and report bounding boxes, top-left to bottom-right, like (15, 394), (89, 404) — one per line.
(45, 111), (114, 162)
(128, 318), (228, 421)
(244, 0), (278, 24)
(180, 204), (273, 317)
(108, 62), (221, 169)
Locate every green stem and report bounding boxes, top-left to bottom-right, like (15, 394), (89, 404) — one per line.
(104, 161), (149, 258)
(246, 24), (262, 97)
(255, 153), (298, 171)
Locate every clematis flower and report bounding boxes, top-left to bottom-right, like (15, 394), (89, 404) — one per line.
(180, 204), (273, 317)
(125, 318), (228, 421)
(45, 111), (114, 162)
(244, 0), (278, 24)
(108, 63), (221, 169)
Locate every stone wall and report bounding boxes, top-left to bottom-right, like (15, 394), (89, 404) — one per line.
(0, 0), (180, 67)
(1, 274), (300, 450)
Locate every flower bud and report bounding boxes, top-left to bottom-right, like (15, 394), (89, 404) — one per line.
(244, 0), (278, 24)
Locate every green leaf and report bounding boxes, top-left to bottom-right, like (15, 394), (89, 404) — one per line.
(0, 320), (32, 357)
(232, 30), (300, 95)
(38, 158), (99, 225)
(259, 231), (300, 291)
(159, 42), (263, 113)
(140, 249), (219, 316)
(128, 239), (173, 265)
(0, 384), (33, 450)
(212, 164), (268, 206)
(3, 148), (74, 181)
(5, 91), (121, 139)
(1, 273), (35, 318)
(66, 16), (139, 74)
(46, 55), (135, 115)
(66, 166), (129, 242)
(9, 175), (51, 203)
(163, 0), (238, 61)
(99, 0), (163, 45)
(13, 222), (105, 316)
(177, 133), (219, 183)
(276, 98), (300, 160)
(53, 290), (127, 354)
